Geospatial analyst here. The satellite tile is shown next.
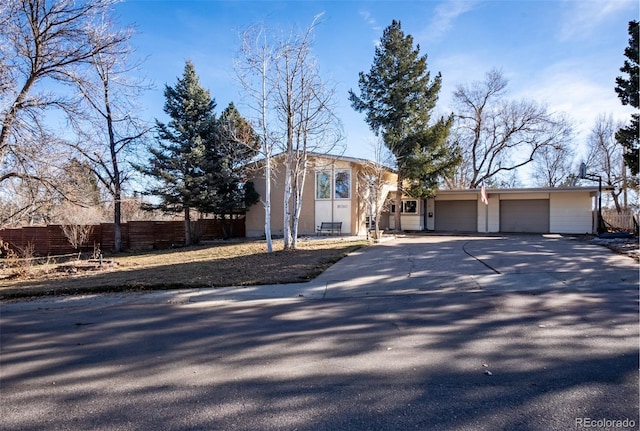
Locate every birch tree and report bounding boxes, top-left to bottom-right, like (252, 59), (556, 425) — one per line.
(236, 24), (277, 253)
(358, 140), (394, 241)
(237, 17), (341, 250)
(273, 14), (342, 249)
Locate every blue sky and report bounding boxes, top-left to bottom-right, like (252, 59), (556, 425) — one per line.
(115, 0), (638, 162)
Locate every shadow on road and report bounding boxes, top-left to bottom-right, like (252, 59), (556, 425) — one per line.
(2, 285), (638, 431)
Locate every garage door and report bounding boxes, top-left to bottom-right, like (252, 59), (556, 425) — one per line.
(434, 200), (477, 232)
(500, 199), (549, 233)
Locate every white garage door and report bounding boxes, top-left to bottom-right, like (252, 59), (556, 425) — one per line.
(434, 200), (477, 232)
(500, 199), (550, 233)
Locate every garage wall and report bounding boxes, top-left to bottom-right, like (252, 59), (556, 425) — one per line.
(550, 193), (593, 233)
(478, 196), (499, 233)
(427, 189), (597, 235)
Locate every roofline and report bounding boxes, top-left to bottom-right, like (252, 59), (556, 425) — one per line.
(437, 186), (612, 194)
(249, 151), (397, 173)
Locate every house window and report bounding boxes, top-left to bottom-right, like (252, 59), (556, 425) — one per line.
(334, 170), (350, 199)
(403, 200), (417, 213)
(316, 171), (331, 199)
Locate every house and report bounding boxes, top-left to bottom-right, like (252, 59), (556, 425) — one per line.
(245, 153), (604, 237)
(245, 152), (396, 237)
(394, 187), (604, 234)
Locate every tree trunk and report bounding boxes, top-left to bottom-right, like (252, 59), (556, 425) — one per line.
(291, 159), (307, 250)
(184, 207), (192, 246)
(264, 156), (273, 253)
(113, 197), (122, 252)
(283, 154), (293, 250)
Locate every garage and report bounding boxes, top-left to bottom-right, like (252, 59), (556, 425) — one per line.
(434, 200), (477, 232)
(500, 199), (550, 233)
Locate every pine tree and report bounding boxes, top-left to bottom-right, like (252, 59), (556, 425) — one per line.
(209, 103), (261, 238)
(615, 20), (639, 175)
(135, 61), (217, 246)
(349, 20), (460, 230)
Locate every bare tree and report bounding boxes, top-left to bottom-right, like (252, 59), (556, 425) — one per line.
(273, 14), (343, 249)
(0, 176), (57, 226)
(236, 17), (342, 250)
(236, 23), (278, 253)
(531, 142), (576, 187)
(584, 114), (630, 212)
(67, 15), (151, 252)
(358, 140), (394, 241)
(452, 69), (573, 188)
(59, 203), (101, 254)
(0, 0), (129, 201)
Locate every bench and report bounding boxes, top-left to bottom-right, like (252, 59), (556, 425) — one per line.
(316, 221), (342, 236)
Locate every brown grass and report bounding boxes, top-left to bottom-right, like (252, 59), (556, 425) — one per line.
(0, 238), (367, 300)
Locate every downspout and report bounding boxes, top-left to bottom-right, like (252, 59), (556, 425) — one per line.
(331, 163), (335, 223)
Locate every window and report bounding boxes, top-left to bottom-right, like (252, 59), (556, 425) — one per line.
(403, 200), (417, 213)
(316, 171), (331, 199)
(334, 171), (350, 199)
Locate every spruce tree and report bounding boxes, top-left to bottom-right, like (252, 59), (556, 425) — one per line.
(349, 20), (460, 230)
(136, 61), (218, 246)
(615, 20), (639, 176)
(208, 103), (261, 238)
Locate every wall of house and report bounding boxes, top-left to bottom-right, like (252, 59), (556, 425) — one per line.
(245, 158), (316, 238)
(244, 168), (266, 237)
(314, 158), (353, 235)
(388, 198), (425, 230)
(549, 192), (593, 234)
(246, 155), (385, 238)
(428, 189), (595, 234)
(477, 195), (500, 233)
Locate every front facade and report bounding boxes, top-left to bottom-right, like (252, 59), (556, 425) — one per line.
(246, 153), (602, 237)
(396, 187), (600, 234)
(245, 153), (396, 237)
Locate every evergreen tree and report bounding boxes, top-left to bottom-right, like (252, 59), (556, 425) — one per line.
(615, 20), (639, 175)
(209, 103), (261, 238)
(135, 61), (217, 246)
(349, 20), (460, 230)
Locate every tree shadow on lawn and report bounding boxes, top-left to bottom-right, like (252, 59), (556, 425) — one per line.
(1, 286), (638, 431)
(0, 245), (359, 300)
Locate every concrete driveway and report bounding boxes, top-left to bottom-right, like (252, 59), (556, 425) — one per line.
(150, 233), (637, 304)
(1, 234), (638, 431)
(309, 234), (639, 299)
(4, 234), (635, 308)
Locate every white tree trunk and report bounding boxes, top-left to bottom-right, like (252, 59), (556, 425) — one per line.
(283, 150), (293, 249)
(291, 156), (308, 249)
(263, 153), (273, 253)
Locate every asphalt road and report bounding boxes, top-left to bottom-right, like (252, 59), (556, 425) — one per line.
(1, 234), (638, 431)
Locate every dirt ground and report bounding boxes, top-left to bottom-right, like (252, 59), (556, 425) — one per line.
(590, 235), (639, 261)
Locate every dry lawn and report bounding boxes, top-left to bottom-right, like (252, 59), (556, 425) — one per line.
(0, 237), (367, 300)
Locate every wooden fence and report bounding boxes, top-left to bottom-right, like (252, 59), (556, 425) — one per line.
(0, 218), (245, 256)
(601, 209), (639, 233)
